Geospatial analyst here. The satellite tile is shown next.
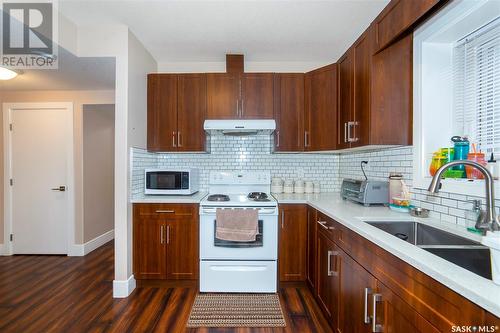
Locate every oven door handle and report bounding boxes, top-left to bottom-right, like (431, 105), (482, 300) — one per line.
(209, 265), (268, 272)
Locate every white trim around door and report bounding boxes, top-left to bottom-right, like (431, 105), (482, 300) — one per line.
(2, 102), (76, 256)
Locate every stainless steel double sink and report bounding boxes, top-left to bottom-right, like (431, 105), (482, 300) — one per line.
(365, 221), (492, 280)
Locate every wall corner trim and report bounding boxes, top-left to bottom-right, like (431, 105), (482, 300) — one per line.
(113, 275), (136, 298)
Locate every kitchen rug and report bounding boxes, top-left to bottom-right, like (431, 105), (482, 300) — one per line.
(186, 293), (286, 328)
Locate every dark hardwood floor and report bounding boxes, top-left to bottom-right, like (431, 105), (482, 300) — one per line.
(0, 241), (332, 333)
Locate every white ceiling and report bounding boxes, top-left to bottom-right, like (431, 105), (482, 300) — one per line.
(0, 48), (116, 91)
(59, 0), (389, 65)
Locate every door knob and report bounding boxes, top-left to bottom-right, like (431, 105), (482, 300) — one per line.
(51, 186), (66, 192)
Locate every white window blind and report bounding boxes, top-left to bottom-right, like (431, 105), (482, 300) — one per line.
(453, 18), (500, 154)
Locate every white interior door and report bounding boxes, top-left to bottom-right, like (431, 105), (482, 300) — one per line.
(8, 104), (72, 254)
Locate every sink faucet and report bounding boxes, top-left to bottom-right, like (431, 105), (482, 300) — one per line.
(428, 160), (500, 234)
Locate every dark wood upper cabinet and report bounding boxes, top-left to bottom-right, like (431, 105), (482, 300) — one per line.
(207, 73), (240, 119)
(370, 33), (413, 145)
(305, 64), (337, 151)
(373, 0), (443, 53)
(278, 204), (307, 282)
(147, 74), (178, 152)
(241, 73), (274, 119)
(147, 73), (207, 152)
(352, 30), (372, 147)
(177, 74), (207, 151)
(337, 51), (353, 150)
(274, 73), (305, 152)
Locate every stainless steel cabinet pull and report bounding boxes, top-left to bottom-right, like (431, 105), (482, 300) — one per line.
(352, 121), (360, 142)
(372, 293), (383, 332)
(276, 131), (280, 147)
(281, 212), (285, 229)
(304, 131), (309, 147)
(327, 250), (339, 276)
(155, 210), (175, 214)
(236, 100), (239, 117)
(160, 225), (165, 244)
(166, 225), (170, 244)
(172, 131), (177, 147)
(317, 220), (335, 230)
(344, 122), (348, 143)
(51, 186), (66, 192)
(364, 288), (372, 324)
(177, 131), (182, 147)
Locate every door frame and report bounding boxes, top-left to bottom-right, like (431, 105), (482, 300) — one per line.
(2, 102), (75, 255)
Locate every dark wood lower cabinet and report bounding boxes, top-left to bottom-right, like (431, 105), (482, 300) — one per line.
(306, 206), (500, 332)
(279, 204), (307, 281)
(316, 230), (340, 329)
(133, 204), (199, 281)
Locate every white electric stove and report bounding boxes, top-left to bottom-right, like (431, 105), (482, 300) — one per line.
(199, 171), (278, 293)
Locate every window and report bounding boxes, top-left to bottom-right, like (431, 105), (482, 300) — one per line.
(453, 18), (500, 154)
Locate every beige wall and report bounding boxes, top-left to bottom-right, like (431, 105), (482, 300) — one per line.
(0, 90), (115, 245)
(83, 104), (115, 242)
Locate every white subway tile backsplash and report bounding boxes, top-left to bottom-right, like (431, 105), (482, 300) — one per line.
(130, 141), (488, 228)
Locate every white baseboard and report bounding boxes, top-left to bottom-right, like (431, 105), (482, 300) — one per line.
(113, 275), (136, 298)
(0, 243), (11, 256)
(67, 229), (114, 257)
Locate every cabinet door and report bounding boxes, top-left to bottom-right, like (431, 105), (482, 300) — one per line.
(372, 282), (440, 333)
(371, 34), (412, 145)
(207, 73), (240, 119)
(317, 231), (340, 328)
(177, 74), (207, 152)
(166, 214), (199, 280)
(352, 30), (372, 147)
(133, 215), (167, 280)
(338, 249), (377, 333)
(241, 73), (274, 119)
(278, 204), (307, 281)
(337, 52), (352, 149)
(306, 206), (317, 290)
(274, 74), (304, 152)
(147, 74), (178, 151)
(306, 65), (338, 151)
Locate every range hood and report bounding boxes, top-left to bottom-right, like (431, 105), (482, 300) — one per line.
(204, 119), (276, 136)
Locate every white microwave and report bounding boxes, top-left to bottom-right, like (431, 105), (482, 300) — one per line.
(144, 168), (199, 195)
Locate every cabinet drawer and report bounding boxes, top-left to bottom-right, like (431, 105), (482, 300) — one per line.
(134, 203), (197, 218)
(316, 212), (337, 241)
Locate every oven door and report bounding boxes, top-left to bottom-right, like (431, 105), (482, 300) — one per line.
(200, 210), (278, 260)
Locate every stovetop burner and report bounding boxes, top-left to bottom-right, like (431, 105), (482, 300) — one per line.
(248, 192), (270, 202)
(207, 194), (230, 202)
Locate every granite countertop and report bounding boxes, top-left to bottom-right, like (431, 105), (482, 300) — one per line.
(273, 192), (500, 317)
(130, 191), (208, 203)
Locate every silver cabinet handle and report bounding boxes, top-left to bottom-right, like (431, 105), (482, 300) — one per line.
(51, 186), (66, 192)
(276, 130), (280, 147)
(304, 131), (309, 147)
(344, 122), (348, 143)
(172, 131), (177, 147)
(155, 210), (175, 214)
(236, 100), (239, 118)
(317, 220), (335, 231)
(177, 131), (182, 147)
(327, 250), (339, 276)
(160, 225), (165, 244)
(281, 211), (285, 229)
(364, 287), (372, 324)
(166, 225), (170, 244)
(352, 121), (359, 142)
(347, 121), (352, 142)
(372, 293), (383, 332)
